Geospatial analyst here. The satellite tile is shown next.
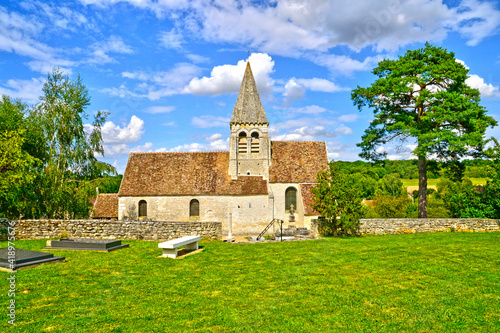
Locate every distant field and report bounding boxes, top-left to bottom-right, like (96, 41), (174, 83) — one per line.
(402, 178), (488, 188)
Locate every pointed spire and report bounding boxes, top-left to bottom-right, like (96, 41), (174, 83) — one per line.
(230, 62), (269, 125)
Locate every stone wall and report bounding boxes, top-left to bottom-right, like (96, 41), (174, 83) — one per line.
(6, 219), (222, 241)
(309, 218), (500, 236)
(360, 218), (500, 235)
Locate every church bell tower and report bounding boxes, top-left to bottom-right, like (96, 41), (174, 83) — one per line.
(228, 62), (271, 180)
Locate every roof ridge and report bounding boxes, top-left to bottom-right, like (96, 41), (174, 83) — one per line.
(271, 140), (324, 143)
(130, 151), (229, 155)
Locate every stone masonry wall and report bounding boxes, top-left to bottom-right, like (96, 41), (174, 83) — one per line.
(360, 218), (500, 235)
(310, 218), (500, 236)
(7, 220), (222, 241)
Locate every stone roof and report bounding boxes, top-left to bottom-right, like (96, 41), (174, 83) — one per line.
(300, 184), (320, 216)
(269, 141), (329, 183)
(93, 193), (118, 218)
(118, 151), (268, 196)
(230, 62), (269, 125)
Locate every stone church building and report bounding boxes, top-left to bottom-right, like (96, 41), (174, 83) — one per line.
(96, 63), (328, 235)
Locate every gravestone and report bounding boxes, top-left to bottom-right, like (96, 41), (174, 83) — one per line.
(44, 238), (129, 252)
(0, 248), (65, 271)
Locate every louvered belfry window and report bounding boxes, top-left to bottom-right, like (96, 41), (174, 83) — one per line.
(138, 200), (147, 217)
(251, 132), (259, 155)
(190, 199), (200, 217)
(285, 187), (297, 212)
(238, 132), (247, 154)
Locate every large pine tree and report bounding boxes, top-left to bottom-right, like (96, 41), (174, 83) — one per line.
(352, 43), (497, 218)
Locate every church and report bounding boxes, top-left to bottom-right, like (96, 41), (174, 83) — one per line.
(95, 62), (329, 235)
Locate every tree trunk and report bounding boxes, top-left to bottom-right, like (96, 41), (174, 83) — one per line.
(418, 155), (428, 218)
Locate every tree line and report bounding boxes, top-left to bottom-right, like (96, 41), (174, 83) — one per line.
(0, 69), (120, 219)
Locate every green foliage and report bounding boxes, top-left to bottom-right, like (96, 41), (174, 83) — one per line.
(352, 43), (497, 217)
(375, 173), (406, 197)
(0, 129), (39, 217)
(0, 68), (116, 219)
(371, 194), (415, 218)
(312, 162), (364, 236)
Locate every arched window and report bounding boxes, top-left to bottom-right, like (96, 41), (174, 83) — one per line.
(190, 199), (199, 217)
(138, 200), (147, 218)
(251, 132), (259, 155)
(238, 132), (247, 154)
(285, 187), (297, 212)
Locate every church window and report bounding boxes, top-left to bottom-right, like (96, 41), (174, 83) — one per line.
(190, 199), (199, 217)
(285, 187), (297, 212)
(238, 132), (247, 154)
(138, 200), (147, 218)
(251, 132), (259, 155)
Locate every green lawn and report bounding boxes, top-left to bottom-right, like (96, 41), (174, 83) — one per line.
(401, 178), (488, 187)
(1, 233), (499, 332)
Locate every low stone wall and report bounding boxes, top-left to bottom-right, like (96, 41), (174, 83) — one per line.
(360, 218), (500, 235)
(6, 219), (222, 241)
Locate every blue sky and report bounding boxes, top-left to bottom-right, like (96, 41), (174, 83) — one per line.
(1, 0), (500, 173)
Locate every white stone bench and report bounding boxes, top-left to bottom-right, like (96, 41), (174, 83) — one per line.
(158, 235), (201, 258)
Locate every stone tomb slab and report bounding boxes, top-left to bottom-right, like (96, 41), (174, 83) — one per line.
(0, 248), (65, 271)
(44, 238), (129, 252)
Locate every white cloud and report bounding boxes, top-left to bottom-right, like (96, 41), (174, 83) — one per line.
(466, 74), (500, 98)
(183, 53), (275, 95)
(159, 29), (184, 49)
(88, 35), (133, 64)
(79, 0), (500, 57)
(206, 133), (222, 142)
(100, 84), (145, 98)
(284, 77), (347, 104)
(191, 115), (230, 128)
(130, 142), (154, 152)
(0, 6), (75, 74)
(120, 63), (201, 100)
(0, 77), (45, 104)
(101, 115), (144, 144)
(335, 124), (353, 135)
(338, 114), (359, 123)
(186, 54), (210, 64)
(169, 138), (229, 152)
(311, 53), (385, 76)
(145, 106), (176, 114)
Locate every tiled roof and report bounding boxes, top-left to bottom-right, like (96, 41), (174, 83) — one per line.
(118, 151), (268, 196)
(93, 193), (118, 218)
(269, 141), (329, 183)
(300, 184), (320, 216)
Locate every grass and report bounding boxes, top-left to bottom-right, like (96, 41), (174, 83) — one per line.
(1, 233), (499, 332)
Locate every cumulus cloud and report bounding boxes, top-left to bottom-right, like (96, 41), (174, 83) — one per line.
(183, 53), (275, 95)
(206, 133), (222, 142)
(0, 77), (45, 104)
(466, 74), (500, 98)
(80, 0), (500, 55)
(101, 115), (144, 144)
(284, 77), (347, 104)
